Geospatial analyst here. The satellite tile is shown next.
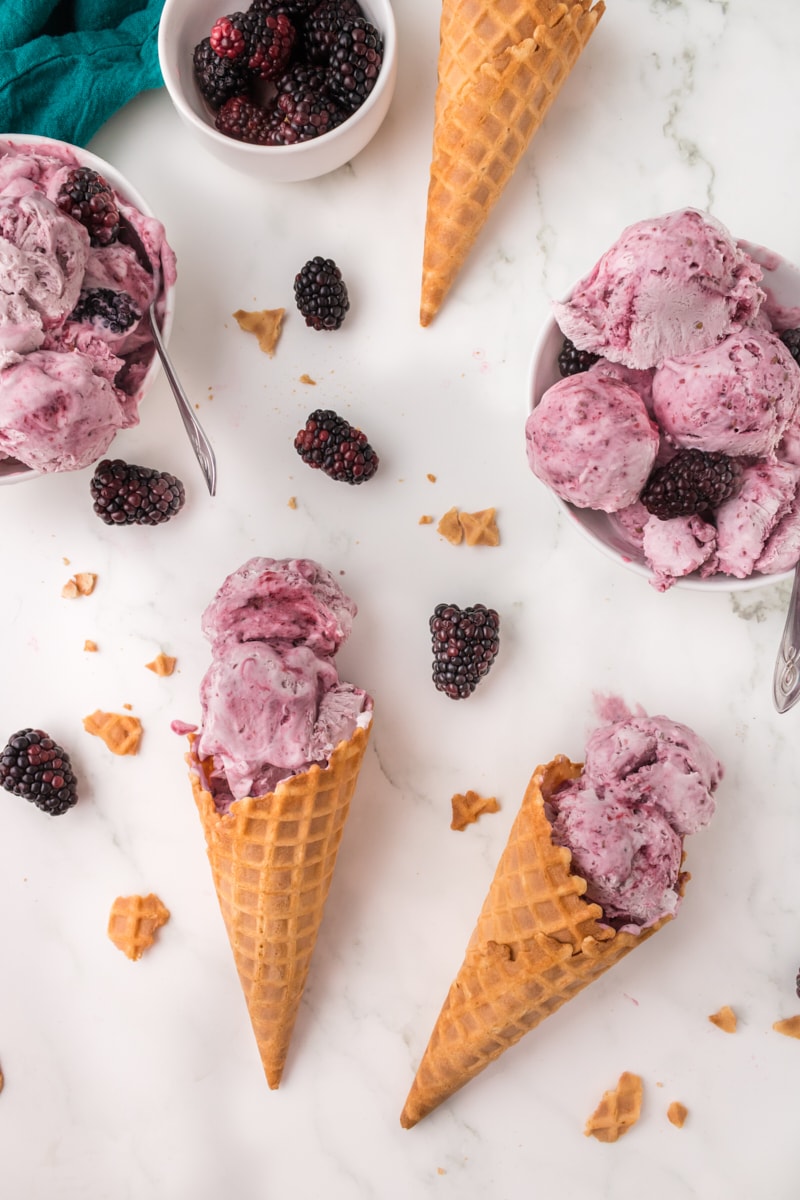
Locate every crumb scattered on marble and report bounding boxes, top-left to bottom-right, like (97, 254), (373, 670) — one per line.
(83, 710), (143, 756)
(146, 653), (176, 677)
(451, 790), (499, 831)
(584, 1072), (643, 1143)
(299, 373), (316, 385)
(232, 307), (285, 356)
(667, 1101), (688, 1128)
(437, 507), (463, 545)
(427, 473), (437, 482)
(62, 572), (97, 598)
(709, 1005), (737, 1033)
(460, 507), (500, 546)
(84, 640), (98, 653)
(288, 496), (297, 509)
(773, 1015), (800, 1039)
(62, 556), (70, 565)
(107, 893), (170, 961)
(419, 515), (434, 525)
(436, 1168), (446, 1176)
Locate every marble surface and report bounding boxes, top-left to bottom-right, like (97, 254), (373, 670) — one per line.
(2, 2), (800, 1197)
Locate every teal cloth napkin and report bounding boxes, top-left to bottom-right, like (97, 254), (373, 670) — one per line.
(0, 0), (165, 147)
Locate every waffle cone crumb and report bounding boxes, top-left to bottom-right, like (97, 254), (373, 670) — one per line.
(437, 507), (463, 544)
(83, 710), (143, 755)
(584, 1072), (643, 1142)
(709, 1005), (737, 1033)
(62, 572), (97, 598)
(233, 307), (285, 356)
(451, 790), (500, 830)
(84, 640), (98, 652)
(108, 893), (170, 960)
(146, 653), (177, 677)
(773, 1015), (800, 1039)
(667, 1101), (688, 1128)
(460, 508), (500, 546)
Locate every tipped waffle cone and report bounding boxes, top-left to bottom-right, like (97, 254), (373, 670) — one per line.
(420, 0), (605, 327)
(400, 756), (684, 1128)
(188, 720), (371, 1089)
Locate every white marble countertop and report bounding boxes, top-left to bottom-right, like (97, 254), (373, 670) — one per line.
(2, 2), (800, 1197)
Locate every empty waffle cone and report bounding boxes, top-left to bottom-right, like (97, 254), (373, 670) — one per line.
(420, 0), (605, 327)
(400, 756), (683, 1128)
(188, 719), (371, 1089)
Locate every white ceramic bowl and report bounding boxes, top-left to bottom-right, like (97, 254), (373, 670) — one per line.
(0, 134), (175, 485)
(527, 245), (800, 592)
(158, 0), (397, 183)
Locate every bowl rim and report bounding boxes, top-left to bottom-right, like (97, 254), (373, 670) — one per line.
(157, 0), (397, 161)
(0, 133), (175, 484)
(526, 249), (800, 594)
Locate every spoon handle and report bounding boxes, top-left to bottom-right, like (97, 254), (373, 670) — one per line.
(773, 564), (800, 713)
(146, 306), (217, 497)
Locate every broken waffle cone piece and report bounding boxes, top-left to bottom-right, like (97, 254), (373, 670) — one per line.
(667, 1100), (688, 1128)
(233, 307), (285, 356)
(708, 1005), (737, 1033)
(773, 1015), (800, 1040)
(420, 0), (605, 326)
(83, 710), (143, 755)
(459, 507), (500, 546)
(584, 1071), (643, 1142)
(188, 719), (372, 1089)
(107, 893), (170, 960)
(400, 756), (682, 1128)
(450, 789), (499, 830)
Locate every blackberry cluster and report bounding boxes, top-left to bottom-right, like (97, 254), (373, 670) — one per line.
(70, 288), (139, 334)
(430, 604), (500, 700)
(640, 449), (740, 520)
(55, 167), (119, 247)
(780, 328), (800, 366)
(0, 729), (78, 815)
(192, 0), (382, 146)
(557, 336), (599, 377)
(294, 409), (379, 483)
(90, 459), (186, 526)
(294, 256), (350, 329)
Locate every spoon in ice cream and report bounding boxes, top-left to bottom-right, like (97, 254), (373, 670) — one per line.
(119, 218), (217, 496)
(773, 563), (800, 713)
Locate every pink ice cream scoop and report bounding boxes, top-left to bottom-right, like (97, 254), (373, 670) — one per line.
(549, 702), (722, 927)
(195, 558), (372, 811)
(652, 329), (800, 458)
(553, 208), (764, 370)
(526, 368), (659, 512)
(641, 513), (718, 592)
(715, 460), (800, 578)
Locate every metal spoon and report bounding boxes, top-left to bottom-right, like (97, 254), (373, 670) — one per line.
(119, 219), (217, 496)
(773, 563), (800, 713)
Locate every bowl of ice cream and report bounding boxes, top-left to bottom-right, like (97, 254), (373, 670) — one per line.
(526, 209), (800, 592)
(158, 0), (397, 184)
(0, 135), (176, 484)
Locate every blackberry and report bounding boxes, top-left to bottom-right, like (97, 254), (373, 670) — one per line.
(327, 17), (383, 111)
(90, 459), (186, 526)
(234, 8), (296, 80)
(249, 0), (318, 19)
(430, 603), (500, 700)
(640, 449), (740, 520)
(557, 337), (599, 377)
(0, 729), (78, 815)
(796, 966), (800, 1000)
(210, 13), (249, 58)
(303, 0), (364, 64)
(294, 409), (379, 483)
(272, 72), (345, 142)
(55, 167), (119, 247)
(70, 288), (139, 334)
(193, 37), (250, 109)
(215, 95), (275, 144)
(294, 256), (349, 329)
(780, 328), (800, 367)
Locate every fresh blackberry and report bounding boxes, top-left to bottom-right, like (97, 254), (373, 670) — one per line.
(234, 8), (296, 80)
(215, 95), (275, 144)
(303, 0), (364, 63)
(294, 256), (349, 329)
(0, 729), (78, 815)
(210, 13), (249, 58)
(429, 604), (500, 700)
(294, 409), (379, 483)
(557, 337), (599, 377)
(272, 73), (345, 142)
(55, 167), (119, 247)
(70, 289), (139, 334)
(640, 449), (740, 520)
(780, 328), (800, 367)
(327, 17), (383, 111)
(249, 0), (318, 20)
(193, 37), (250, 109)
(90, 459), (186, 526)
(796, 966), (800, 1000)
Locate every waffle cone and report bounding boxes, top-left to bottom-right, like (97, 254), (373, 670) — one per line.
(420, 0), (605, 326)
(401, 756), (684, 1128)
(188, 720), (371, 1089)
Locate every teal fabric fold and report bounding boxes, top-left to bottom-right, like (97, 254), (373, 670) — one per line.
(0, 0), (166, 147)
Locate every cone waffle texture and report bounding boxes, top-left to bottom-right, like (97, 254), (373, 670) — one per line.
(401, 756), (683, 1128)
(420, 0), (605, 326)
(188, 720), (371, 1089)
(107, 893), (170, 961)
(584, 1071), (643, 1141)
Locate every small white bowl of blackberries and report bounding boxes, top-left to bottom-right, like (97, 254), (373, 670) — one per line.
(158, 0), (397, 182)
